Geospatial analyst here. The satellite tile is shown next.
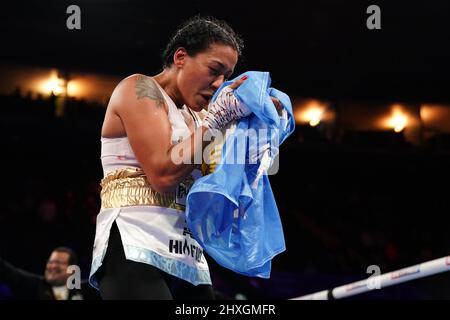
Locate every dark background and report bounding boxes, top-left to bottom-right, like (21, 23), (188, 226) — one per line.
(1, 0), (450, 299)
(1, 0), (450, 101)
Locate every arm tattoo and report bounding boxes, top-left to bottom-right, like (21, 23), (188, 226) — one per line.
(135, 75), (165, 108)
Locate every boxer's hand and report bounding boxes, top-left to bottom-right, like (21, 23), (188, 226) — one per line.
(271, 97), (283, 112)
(202, 75), (251, 130)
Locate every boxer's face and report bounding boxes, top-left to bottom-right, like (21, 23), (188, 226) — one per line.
(175, 43), (238, 112)
(45, 251), (70, 286)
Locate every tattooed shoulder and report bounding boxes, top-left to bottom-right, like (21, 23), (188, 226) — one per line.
(135, 75), (165, 108)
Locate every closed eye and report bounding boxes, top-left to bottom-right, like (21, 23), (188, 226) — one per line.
(209, 67), (221, 77)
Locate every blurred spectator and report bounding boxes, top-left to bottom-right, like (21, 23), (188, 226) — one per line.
(0, 247), (100, 300)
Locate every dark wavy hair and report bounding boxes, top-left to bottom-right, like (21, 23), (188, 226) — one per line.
(53, 247), (78, 266)
(162, 16), (244, 68)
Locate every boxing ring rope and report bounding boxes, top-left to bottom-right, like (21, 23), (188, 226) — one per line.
(291, 255), (450, 300)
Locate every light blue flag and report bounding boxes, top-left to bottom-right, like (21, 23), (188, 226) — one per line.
(186, 71), (295, 278)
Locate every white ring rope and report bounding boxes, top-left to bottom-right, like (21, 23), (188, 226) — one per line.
(291, 255), (450, 300)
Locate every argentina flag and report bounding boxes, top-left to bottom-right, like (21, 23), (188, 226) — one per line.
(186, 71), (295, 278)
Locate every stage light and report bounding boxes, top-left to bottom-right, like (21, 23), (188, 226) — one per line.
(387, 106), (408, 133)
(294, 99), (331, 127)
(41, 71), (66, 96)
